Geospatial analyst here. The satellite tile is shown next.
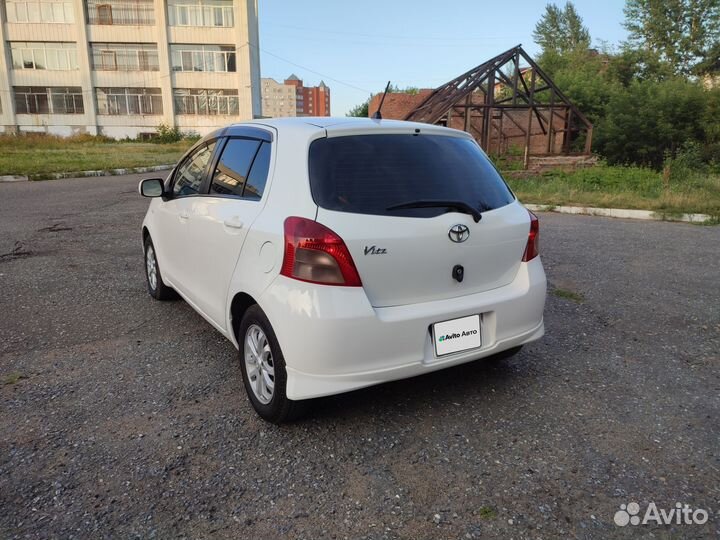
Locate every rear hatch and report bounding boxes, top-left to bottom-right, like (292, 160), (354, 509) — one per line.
(309, 129), (531, 308)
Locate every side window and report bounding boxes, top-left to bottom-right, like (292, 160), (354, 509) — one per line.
(243, 142), (271, 200)
(172, 141), (216, 197)
(209, 138), (261, 197)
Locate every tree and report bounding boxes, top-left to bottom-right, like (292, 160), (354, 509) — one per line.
(624, 0), (720, 76)
(533, 1), (591, 55)
(595, 78), (708, 168)
(346, 97), (370, 117)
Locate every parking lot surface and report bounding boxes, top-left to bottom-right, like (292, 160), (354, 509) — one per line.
(1, 175), (719, 539)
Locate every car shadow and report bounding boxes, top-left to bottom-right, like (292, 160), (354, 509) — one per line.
(303, 349), (531, 424)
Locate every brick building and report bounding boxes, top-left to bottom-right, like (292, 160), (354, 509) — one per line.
(284, 74), (330, 116)
(367, 89), (432, 120)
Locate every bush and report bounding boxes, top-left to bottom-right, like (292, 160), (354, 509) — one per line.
(154, 123), (183, 143)
(153, 123), (201, 144)
(594, 79), (707, 169)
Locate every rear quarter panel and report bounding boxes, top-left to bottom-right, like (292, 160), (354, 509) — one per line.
(224, 124), (323, 346)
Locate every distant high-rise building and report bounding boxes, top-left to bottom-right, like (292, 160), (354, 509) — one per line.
(0, 0), (261, 138)
(260, 78), (296, 118)
(284, 74), (330, 116)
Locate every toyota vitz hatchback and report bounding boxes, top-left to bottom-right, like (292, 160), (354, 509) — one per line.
(138, 117), (546, 423)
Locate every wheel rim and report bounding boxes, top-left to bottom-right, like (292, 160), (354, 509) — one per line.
(244, 324), (275, 404)
(146, 245), (157, 291)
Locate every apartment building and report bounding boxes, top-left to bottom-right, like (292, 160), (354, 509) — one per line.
(0, 0), (261, 138)
(260, 77), (295, 118)
(260, 75), (330, 118)
(284, 74), (330, 116)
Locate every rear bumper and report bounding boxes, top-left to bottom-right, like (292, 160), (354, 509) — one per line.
(260, 258), (547, 400)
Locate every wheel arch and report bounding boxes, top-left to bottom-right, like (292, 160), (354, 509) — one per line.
(230, 292), (259, 343)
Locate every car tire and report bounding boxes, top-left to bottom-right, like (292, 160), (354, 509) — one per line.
(144, 236), (176, 301)
(238, 305), (308, 423)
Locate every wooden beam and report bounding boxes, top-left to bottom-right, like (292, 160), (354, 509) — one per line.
(546, 88), (555, 154)
(517, 69), (547, 135)
(511, 52), (519, 106)
(523, 69), (536, 170)
(584, 125), (593, 155)
(563, 107), (572, 153)
(463, 93), (471, 132)
(482, 70), (495, 149)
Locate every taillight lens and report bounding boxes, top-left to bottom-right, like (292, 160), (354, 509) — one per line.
(280, 217), (362, 286)
(522, 210), (539, 262)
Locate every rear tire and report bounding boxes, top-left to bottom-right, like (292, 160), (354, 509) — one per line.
(238, 305), (308, 423)
(144, 237), (176, 301)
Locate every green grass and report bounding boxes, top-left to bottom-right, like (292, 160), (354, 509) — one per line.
(0, 133), (194, 177)
(2, 372), (27, 385)
(552, 288), (585, 303)
(478, 506), (497, 520)
(507, 164), (720, 216)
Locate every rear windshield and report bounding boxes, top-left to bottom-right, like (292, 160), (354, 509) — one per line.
(308, 134), (514, 218)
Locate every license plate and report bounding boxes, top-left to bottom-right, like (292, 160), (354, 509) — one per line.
(433, 314), (481, 356)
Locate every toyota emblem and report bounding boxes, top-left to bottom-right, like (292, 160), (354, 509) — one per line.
(448, 224), (470, 243)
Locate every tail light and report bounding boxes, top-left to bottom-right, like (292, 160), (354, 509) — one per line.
(522, 210), (539, 262)
(280, 216), (362, 286)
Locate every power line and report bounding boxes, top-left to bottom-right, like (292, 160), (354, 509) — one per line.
(251, 43), (372, 94)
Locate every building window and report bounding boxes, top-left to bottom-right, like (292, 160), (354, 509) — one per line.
(170, 45), (236, 73)
(14, 86), (84, 114)
(167, 0), (233, 27)
(96, 87), (162, 115)
(5, 1), (74, 23)
(86, 0), (154, 25)
(10, 42), (78, 71)
(174, 89), (238, 115)
(90, 43), (159, 71)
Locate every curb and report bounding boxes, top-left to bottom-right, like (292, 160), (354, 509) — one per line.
(525, 204), (713, 224)
(0, 164), (175, 183)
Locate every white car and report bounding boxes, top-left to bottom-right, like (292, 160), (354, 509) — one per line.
(139, 117), (546, 422)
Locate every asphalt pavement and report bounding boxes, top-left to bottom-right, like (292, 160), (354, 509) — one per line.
(1, 175), (718, 539)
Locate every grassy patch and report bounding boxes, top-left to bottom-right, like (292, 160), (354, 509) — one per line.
(0, 133), (194, 176)
(478, 506), (497, 520)
(553, 288), (585, 303)
(507, 164), (720, 216)
(2, 372), (27, 385)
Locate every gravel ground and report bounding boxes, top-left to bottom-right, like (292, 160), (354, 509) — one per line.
(1, 175), (719, 539)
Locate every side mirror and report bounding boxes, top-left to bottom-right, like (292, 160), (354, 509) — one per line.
(139, 178), (164, 198)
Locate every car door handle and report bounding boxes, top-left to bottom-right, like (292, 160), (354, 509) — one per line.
(179, 211), (190, 221)
(223, 217), (244, 230)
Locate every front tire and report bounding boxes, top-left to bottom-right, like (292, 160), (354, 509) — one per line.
(144, 237), (176, 301)
(238, 305), (307, 423)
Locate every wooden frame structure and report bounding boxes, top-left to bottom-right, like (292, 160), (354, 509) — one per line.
(405, 45), (593, 168)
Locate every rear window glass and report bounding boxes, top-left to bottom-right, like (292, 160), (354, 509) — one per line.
(308, 134), (514, 218)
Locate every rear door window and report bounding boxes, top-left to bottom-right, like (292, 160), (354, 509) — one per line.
(243, 142), (271, 200)
(210, 138), (261, 197)
(308, 134), (514, 218)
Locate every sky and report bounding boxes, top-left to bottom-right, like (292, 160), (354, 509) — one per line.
(257, 0), (629, 116)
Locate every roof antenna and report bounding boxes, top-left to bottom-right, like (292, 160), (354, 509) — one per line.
(372, 81), (391, 120)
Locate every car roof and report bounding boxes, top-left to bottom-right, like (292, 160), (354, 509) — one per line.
(225, 116), (471, 139)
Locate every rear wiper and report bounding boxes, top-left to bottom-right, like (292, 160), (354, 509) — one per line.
(386, 200), (482, 222)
